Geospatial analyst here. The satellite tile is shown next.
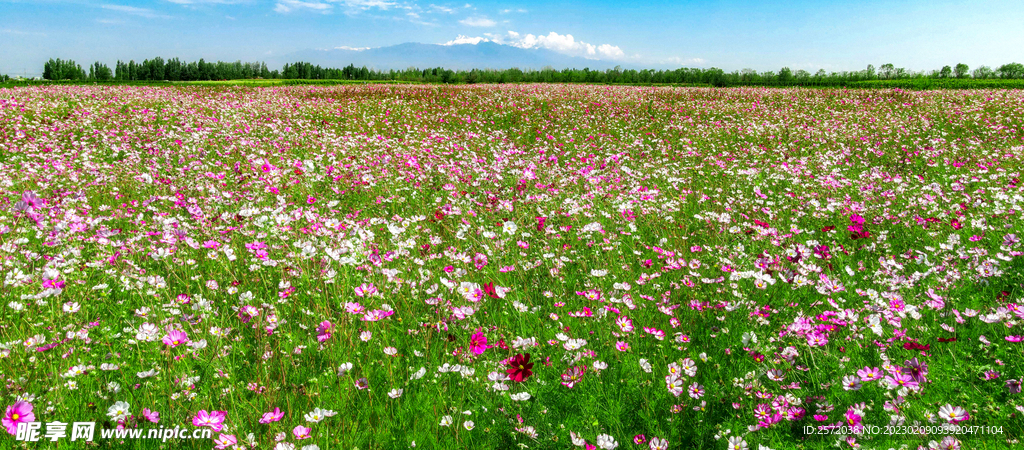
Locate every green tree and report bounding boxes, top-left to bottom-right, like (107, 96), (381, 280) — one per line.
(972, 65), (994, 79)
(996, 62), (1024, 79)
(879, 63), (895, 79)
(777, 67), (793, 84)
(953, 63), (969, 78)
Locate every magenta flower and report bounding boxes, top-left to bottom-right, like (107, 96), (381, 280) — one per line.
(259, 407), (284, 424)
(307, 196), (316, 204)
(238, 305), (260, 323)
(293, 425), (312, 440)
(316, 321), (334, 343)
(3, 401), (35, 435)
(42, 276), (65, 290)
(142, 408), (160, 423)
(162, 330), (189, 348)
(469, 330), (492, 355)
(192, 410), (227, 432)
(844, 409), (864, 433)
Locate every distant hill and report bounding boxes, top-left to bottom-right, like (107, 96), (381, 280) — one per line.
(279, 42), (627, 71)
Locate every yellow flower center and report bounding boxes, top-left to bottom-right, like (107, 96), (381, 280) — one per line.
(518, 365), (524, 369)
(11, 413), (19, 421)
(173, 340), (179, 345)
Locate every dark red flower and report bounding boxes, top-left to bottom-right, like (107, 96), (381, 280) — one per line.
(506, 353), (534, 382)
(937, 337), (957, 343)
(903, 342), (930, 351)
(483, 282), (500, 299)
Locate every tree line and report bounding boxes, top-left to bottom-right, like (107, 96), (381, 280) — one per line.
(32, 57), (1024, 86)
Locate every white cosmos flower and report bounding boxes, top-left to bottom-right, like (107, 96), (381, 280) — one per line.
(510, 392), (531, 401)
(596, 434), (618, 449)
(410, 367), (426, 380)
(107, 401), (131, 421)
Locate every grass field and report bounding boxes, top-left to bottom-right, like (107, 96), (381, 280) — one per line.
(1, 84), (1023, 450)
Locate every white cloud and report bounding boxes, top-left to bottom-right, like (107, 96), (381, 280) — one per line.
(439, 30), (630, 61)
(274, 0), (395, 14)
(429, 3), (454, 13)
(337, 0), (397, 10)
(436, 30), (707, 66)
(441, 34), (488, 45)
(101, 4), (172, 18)
(166, 0), (248, 4)
(335, 45), (371, 51)
(274, 0), (331, 13)
(500, 8), (526, 13)
(597, 44), (624, 59)
(459, 16), (495, 27)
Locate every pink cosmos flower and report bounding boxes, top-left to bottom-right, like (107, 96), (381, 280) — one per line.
(142, 408), (160, 423)
(307, 196), (316, 204)
(354, 283), (377, 297)
(857, 366), (881, 382)
(238, 305), (260, 323)
(293, 425), (312, 440)
(192, 410), (227, 432)
(42, 277), (65, 290)
(885, 373), (918, 390)
(469, 330), (492, 355)
(3, 401), (35, 435)
(316, 321), (334, 343)
(214, 434), (238, 450)
(844, 409), (864, 433)
(259, 407), (284, 424)
(163, 330), (189, 348)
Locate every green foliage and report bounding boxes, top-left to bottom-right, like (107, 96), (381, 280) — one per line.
(42, 58), (87, 80)
(28, 56), (1024, 87)
(850, 78), (1024, 90)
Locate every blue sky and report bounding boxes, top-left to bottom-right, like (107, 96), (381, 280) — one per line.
(1, 0), (1022, 76)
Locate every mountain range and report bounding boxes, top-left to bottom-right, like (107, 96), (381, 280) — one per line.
(278, 42), (631, 72)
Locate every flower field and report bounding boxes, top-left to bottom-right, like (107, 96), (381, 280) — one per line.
(2, 84), (1024, 450)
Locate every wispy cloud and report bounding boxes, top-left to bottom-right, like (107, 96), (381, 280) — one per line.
(428, 3), (454, 13)
(335, 45), (371, 50)
(274, 0), (397, 14)
(0, 28), (48, 37)
(499, 8), (526, 14)
(660, 56), (706, 66)
(458, 16), (495, 27)
(274, 0), (331, 13)
(101, 4), (172, 18)
(166, 0), (248, 4)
